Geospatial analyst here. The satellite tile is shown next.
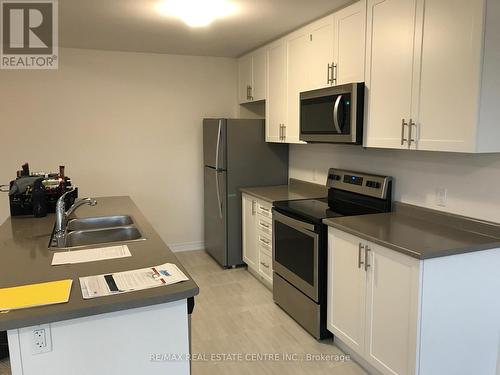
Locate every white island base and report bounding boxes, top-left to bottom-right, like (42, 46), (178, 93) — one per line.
(7, 299), (190, 375)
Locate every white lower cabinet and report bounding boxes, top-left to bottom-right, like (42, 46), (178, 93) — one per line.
(328, 228), (420, 375)
(242, 193), (274, 287)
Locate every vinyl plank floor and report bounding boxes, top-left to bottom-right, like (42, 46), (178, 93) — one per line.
(0, 250), (367, 375)
(176, 250), (368, 375)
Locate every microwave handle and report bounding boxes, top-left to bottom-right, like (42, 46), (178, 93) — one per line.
(333, 95), (342, 133)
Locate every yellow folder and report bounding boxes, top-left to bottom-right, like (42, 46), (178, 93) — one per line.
(0, 279), (73, 312)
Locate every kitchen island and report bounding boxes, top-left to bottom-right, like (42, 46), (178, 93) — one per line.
(0, 196), (199, 375)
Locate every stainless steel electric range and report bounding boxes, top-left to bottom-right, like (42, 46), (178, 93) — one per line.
(272, 169), (393, 339)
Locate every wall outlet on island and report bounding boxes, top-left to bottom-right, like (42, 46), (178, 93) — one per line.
(32, 324), (52, 355)
(436, 188), (448, 207)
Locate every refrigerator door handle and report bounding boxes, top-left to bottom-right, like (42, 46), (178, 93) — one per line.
(215, 119), (222, 171)
(215, 171), (223, 219)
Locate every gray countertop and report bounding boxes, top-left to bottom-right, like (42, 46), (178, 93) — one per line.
(240, 178), (327, 203)
(324, 202), (500, 260)
(0, 196), (199, 331)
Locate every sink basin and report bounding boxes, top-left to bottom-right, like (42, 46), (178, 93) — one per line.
(64, 226), (144, 248)
(67, 215), (134, 231)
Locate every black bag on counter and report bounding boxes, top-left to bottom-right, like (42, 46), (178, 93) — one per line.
(0, 331), (8, 359)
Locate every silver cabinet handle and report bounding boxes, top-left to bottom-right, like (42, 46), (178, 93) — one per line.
(279, 124), (282, 141)
(365, 246), (371, 271)
(409, 119), (416, 146)
(260, 222), (270, 229)
(260, 207), (270, 213)
(251, 200), (256, 215)
(260, 238), (270, 245)
(246, 85), (252, 100)
(401, 119), (408, 146)
(249, 85), (253, 101)
(333, 95), (342, 133)
(260, 261), (270, 269)
(327, 63), (333, 85)
(282, 125), (286, 141)
(333, 63), (338, 85)
(358, 243), (365, 269)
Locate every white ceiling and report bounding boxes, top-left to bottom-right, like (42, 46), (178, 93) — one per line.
(59, 0), (353, 57)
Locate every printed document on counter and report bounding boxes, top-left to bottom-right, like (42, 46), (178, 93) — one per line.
(52, 245), (131, 265)
(79, 263), (189, 299)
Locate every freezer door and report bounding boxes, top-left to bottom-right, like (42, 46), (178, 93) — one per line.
(204, 166), (227, 266)
(203, 119), (226, 170)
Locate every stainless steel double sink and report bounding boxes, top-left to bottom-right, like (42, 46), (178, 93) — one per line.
(50, 215), (145, 249)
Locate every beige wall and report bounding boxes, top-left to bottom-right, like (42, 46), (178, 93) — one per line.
(290, 144), (500, 223)
(0, 48), (238, 249)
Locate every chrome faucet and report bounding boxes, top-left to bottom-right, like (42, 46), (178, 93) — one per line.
(54, 190), (97, 247)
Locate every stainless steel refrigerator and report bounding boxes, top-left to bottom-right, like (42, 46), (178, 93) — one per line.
(203, 118), (288, 267)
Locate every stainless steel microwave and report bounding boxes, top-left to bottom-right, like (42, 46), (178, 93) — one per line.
(299, 82), (364, 144)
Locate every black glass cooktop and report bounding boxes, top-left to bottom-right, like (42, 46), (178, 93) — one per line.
(273, 198), (344, 224)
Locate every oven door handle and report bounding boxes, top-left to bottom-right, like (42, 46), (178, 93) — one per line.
(333, 95), (342, 133)
(273, 210), (317, 233)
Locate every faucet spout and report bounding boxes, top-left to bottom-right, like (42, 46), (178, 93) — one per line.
(65, 197), (98, 218)
(54, 191), (97, 247)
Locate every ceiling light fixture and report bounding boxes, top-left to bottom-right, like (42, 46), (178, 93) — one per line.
(157, 0), (237, 27)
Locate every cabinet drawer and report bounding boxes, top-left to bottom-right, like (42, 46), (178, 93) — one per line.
(257, 203), (273, 218)
(258, 217), (272, 236)
(258, 234), (272, 252)
(259, 251), (272, 278)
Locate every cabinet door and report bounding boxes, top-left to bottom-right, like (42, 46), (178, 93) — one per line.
(238, 54), (253, 104)
(252, 49), (267, 102)
(364, 0), (418, 149)
(242, 195), (258, 268)
(364, 242), (420, 375)
(413, 0), (484, 152)
(333, 0), (366, 85)
(308, 16), (335, 90)
(267, 41), (286, 143)
(286, 31), (310, 144)
(327, 228), (367, 353)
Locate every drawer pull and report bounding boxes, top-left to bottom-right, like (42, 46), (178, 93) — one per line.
(260, 238), (270, 245)
(260, 207), (270, 212)
(260, 222), (270, 229)
(260, 261), (270, 269)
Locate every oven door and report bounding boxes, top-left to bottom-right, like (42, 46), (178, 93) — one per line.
(272, 210), (319, 302)
(299, 83), (362, 144)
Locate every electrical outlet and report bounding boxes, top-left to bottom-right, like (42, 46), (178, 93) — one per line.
(436, 188), (448, 207)
(32, 324), (52, 355)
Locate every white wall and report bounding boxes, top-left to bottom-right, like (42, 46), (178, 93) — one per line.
(290, 144), (500, 223)
(0, 48), (238, 249)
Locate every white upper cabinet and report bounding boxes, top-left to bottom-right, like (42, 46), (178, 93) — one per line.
(333, 0), (366, 85)
(266, 39), (287, 143)
(238, 54), (253, 104)
(365, 0), (500, 153)
(286, 30), (311, 144)
(414, 0), (483, 152)
(251, 48), (267, 102)
(238, 48), (267, 104)
(307, 16), (335, 90)
(364, 0), (418, 150)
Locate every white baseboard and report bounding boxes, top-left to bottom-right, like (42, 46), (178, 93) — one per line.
(168, 241), (205, 252)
